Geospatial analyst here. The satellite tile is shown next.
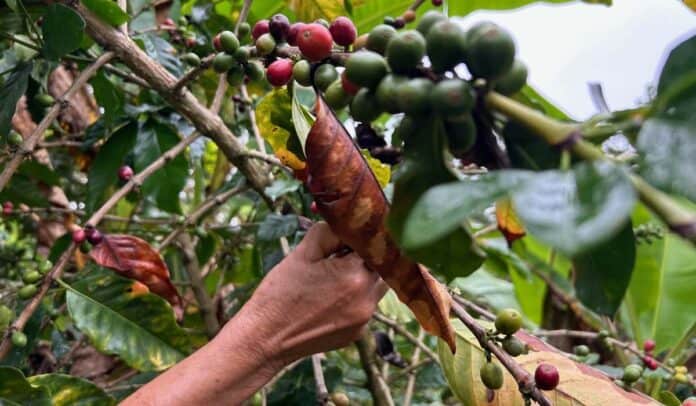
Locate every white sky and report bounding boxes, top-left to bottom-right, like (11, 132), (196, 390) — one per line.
(456, 0), (695, 120)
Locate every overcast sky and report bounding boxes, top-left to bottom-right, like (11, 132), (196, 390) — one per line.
(456, 0), (695, 120)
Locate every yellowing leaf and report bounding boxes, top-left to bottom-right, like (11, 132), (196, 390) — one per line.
(496, 198), (525, 245)
(684, 0), (696, 11)
(361, 149), (390, 188)
(255, 88), (306, 170)
(288, 0), (347, 23)
(438, 319), (661, 406)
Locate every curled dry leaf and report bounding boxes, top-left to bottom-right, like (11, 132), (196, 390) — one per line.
(305, 97), (456, 351)
(496, 198), (526, 245)
(89, 234), (183, 319)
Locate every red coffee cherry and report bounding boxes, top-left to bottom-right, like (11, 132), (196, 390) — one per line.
(118, 165), (134, 182)
(297, 23), (333, 61)
(266, 59), (294, 87)
(162, 18), (175, 27)
(213, 34), (222, 51)
(269, 14), (290, 41)
(287, 23), (305, 46)
(252, 19), (270, 40)
(310, 201), (319, 214)
(72, 228), (87, 244)
(329, 16), (357, 46)
(534, 363), (560, 391)
(643, 339), (655, 353)
(85, 228), (104, 245)
(432, 0), (443, 5)
(185, 37), (197, 48)
(2, 201), (13, 216)
(341, 71), (360, 95)
(644, 356), (659, 371)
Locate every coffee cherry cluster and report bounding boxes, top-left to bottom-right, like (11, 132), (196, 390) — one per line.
(492, 309), (528, 358)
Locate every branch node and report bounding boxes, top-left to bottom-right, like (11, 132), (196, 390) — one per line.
(553, 129), (582, 150)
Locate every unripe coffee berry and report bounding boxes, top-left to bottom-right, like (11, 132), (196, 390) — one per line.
(297, 23), (333, 61)
(72, 228), (87, 244)
(11, 331), (27, 347)
(573, 345), (590, 357)
(480, 361), (504, 390)
(534, 363), (560, 390)
(502, 335), (527, 357)
(118, 165), (134, 181)
(255, 33), (276, 56)
(219, 30), (240, 53)
(622, 364), (643, 384)
(266, 59), (293, 87)
(252, 19), (270, 40)
(269, 14), (290, 41)
(495, 308), (522, 335)
(329, 16), (357, 46)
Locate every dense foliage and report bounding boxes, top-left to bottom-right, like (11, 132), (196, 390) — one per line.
(1, 0), (695, 405)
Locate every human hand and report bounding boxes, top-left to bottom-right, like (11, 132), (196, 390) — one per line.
(235, 221), (388, 366)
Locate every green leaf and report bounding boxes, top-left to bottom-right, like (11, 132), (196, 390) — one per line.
(377, 289), (413, 323)
(41, 4), (85, 60)
(402, 170), (530, 250)
(512, 161), (636, 257)
(91, 71), (124, 125)
(659, 391), (682, 406)
(503, 121), (562, 170)
(288, 0), (347, 23)
(65, 266), (192, 372)
(86, 123), (137, 213)
(637, 118), (696, 202)
(257, 214), (298, 241)
(137, 34), (183, 76)
(82, 0), (130, 26)
(257, 88), (306, 170)
(623, 207), (696, 352)
(18, 161), (60, 186)
(573, 222), (636, 316)
(388, 118), (485, 281)
(264, 178), (301, 201)
(291, 86), (314, 151)
(657, 33), (696, 94)
(27, 374), (116, 406)
(514, 85), (574, 122)
(0, 62), (31, 139)
(0, 366), (51, 406)
(450, 270), (527, 320)
(133, 121), (188, 214)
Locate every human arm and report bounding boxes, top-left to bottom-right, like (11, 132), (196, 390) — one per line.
(123, 222), (387, 405)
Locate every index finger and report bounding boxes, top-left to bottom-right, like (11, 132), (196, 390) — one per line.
(297, 221), (343, 262)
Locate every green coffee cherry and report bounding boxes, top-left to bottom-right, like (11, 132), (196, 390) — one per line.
(494, 59), (528, 95)
(324, 80), (352, 110)
(38, 260), (52, 275)
(426, 21), (467, 73)
(345, 51), (388, 89)
(350, 88), (382, 123)
(416, 11), (447, 36)
(313, 64), (338, 92)
(233, 46), (251, 63)
(238, 22), (251, 38)
(376, 74), (407, 113)
(293, 60), (312, 86)
(396, 78), (433, 115)
(219, 31), (240, 53)
(502, 335), (527, 357)
(8, 131), (23, 147)
(182, 52), (201, 66)
(622, 364), (643, 384)
(445, 114), (476, 155)
(366, 24), (397, 55)
(385, 30), (426, 74)
(255, 33), (276, 56)
(480, 361), (504, 390)
(35, 93), (55, 107)
(212, 53), (236, 73)
(11, 331), (27, 347)
(466, 22), (516, 80)
(0, 305), (13, 330)
(22, 270), (42, 284)
(227, 65), (245, 86)
(18, 284), (38, 300)
(573, 345), (590, 357)
(494, 308), (522, 335)
(430, 79), (475, 116)
(245, 61), (265, 82)
(393, 115), (417, 144)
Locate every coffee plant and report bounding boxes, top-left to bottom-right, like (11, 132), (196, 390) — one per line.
(1, 0), (695, 404)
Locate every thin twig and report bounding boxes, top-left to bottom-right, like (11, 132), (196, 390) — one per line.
(312, 354), (329, 405)
(172, 54), (215, 93)
(234, 0), (253, 35)
(373, 313), (439, 363)
(355, 331), (395, 406)
(451, 301), (551, 406)
(403, 328), (425, 406)
(178, 233), (220, 337)
(0, 52), (115, 193)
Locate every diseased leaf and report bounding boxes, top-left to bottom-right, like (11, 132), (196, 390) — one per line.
(28, 374), (116, 406)
(360, 149), (390, 188)
(0, 61), (31, 139)
(41, 4), (85, 60)
(306, 97), (456, 351)
(511, 161), (636, 257)
(65, 267), (191, 372)
(82, 0), (130, 26)
(257, 88), (306, 170)
(0, 366), (51, 406)
(438, 319), (660, 406)
(89, 234), (183, 319)
(496, 198), (526, 245)
(574, 222), (636, 316)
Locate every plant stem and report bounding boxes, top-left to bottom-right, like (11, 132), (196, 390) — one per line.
(403, 328), (425, 406)
(311, 354), (329, 405)
(178, 233), (220, 338)
(355, 331), (395, 406)
(373, 313), (439, 362)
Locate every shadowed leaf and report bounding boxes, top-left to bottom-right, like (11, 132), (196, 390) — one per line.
(28, 374), (116, 406)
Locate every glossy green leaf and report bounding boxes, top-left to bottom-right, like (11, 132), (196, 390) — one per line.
(65, 266), (192, 372)
(82, 0), (130, 26)
(136, 34), (183, 76)
(503, 121), (563, 170)
(291, 87), (313, 151)
(264, 178), (301, 201)
(0, 62), (31, 139)
(41, 4), (85, 60)
(657, 33), (696, 94)
(28, 374), (116, 406)
(388, 118), (485, 281)
(133, 121), (189, 214)
(18, 161), (60, 186)
(402, 171), (530, 250)
(512, 161), (636, 257)
(257, 214), (298, 241)
(377, 289), (414, 323)
(573, 222), (636, 316)
(91, 71), (123, 125)
(623, 207), (696, 352)
(0, 366), (51, 406)
(86, 123), (137, 213)
(450, 269), (527, 320)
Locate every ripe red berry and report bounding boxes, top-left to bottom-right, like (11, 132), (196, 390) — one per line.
(72, 228), (87, 244)
(185, 37), (197, 48)
(85, 228), (103, 245)
(329, 16), (357, 46)
(2, 201), (13, 216)
(297, 23), (333, 61)
(534, 363), (559, 391)
(643, 339), (655, 353)
(432, 0), (443, 5)
(287, 23), (305, 46)
(118, 165), (134, 182)
(213, 34), (222, 51)
(341, 71), (360, 95)
(683, 398), (696, 406)
(252, 19), (270, 40)
(269, 14), (290, 41)
(644, 356), (659, 370)
(162, 18), (175, 27)
(266, 59), (294, 87)
(310, 201), (319, 214)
